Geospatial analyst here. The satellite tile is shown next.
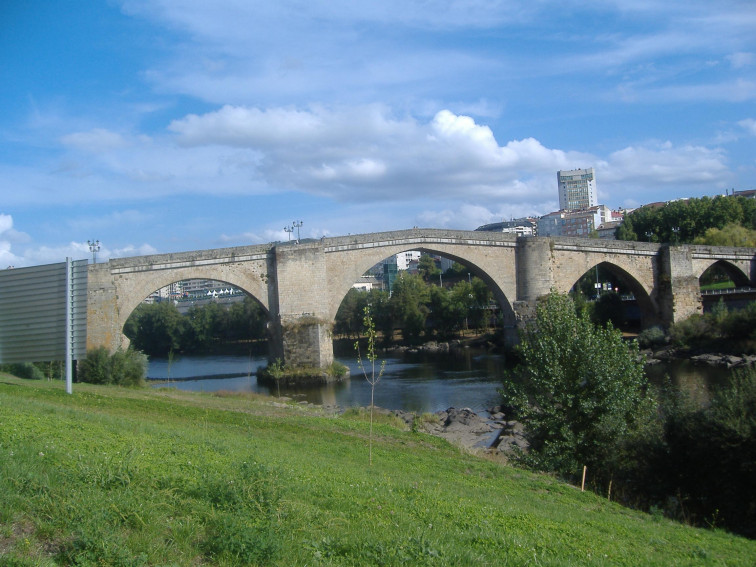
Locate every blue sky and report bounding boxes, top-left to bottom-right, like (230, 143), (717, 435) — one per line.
(1, 0), (755, 267)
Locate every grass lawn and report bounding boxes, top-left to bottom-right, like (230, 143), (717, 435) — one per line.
(1, 373), (754, 566)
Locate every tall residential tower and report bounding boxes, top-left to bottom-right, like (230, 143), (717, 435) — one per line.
(557, 167), (597, 211)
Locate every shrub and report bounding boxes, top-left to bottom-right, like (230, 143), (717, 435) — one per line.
(668, 314), (716, 348)
(0, 362), (45, 380)
(77, 346), (113, 384)
(78, 347), (147, 387)
(637, 326), (667, 349)
(640, 368), (756, 537)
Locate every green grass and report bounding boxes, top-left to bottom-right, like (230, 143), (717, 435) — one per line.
(1, 374), (754, 566)
(700, 281), (736, 291)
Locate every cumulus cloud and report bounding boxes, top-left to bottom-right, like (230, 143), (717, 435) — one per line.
(167, 105), (587, 205)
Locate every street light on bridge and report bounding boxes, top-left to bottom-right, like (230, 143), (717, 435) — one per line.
(293, 220), (303, 244)
(284, 225), (294, 241)
(88, 239), (100, 264)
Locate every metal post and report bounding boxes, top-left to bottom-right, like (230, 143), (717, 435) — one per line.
(65, 257), (73, 394)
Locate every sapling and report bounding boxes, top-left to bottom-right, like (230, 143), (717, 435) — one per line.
(355, 305), (386, 465)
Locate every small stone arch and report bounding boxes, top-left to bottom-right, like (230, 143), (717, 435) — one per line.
(695, 259), (751, 287)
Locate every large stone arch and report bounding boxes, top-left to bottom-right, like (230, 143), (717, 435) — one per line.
(87, 246), (271, 352)
(115, 265), (270, 339)
(324, 241), (518, 325)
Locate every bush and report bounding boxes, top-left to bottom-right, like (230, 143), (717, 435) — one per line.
(668, 314), (717, 348)
(78, 347), (147, 387)
(0, 362), (45, 380)
(637, 326), (667, 349)
(638, 368), (756, 537)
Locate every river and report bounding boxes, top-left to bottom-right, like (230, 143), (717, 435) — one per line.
(148, 347), (733, 414)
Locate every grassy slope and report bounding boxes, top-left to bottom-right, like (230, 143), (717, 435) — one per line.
(1, 374), (754, 566)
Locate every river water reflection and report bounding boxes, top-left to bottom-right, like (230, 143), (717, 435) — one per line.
(148, 348), (733, 414)
(148, 349), (506, 414)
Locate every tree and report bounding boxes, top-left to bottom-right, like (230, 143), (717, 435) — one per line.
(617, 195), (756, 244)
(693, 222), (756, 247)
(501, 291), (653, 487)
(125, 302), (185, 356)
(355, 306), (386, 466)
(390, 273), (430, 344)
(417, 254), (441, 283)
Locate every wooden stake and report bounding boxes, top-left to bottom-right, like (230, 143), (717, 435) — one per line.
(608, 480), (612, 501)
(581, 466), (587, 492)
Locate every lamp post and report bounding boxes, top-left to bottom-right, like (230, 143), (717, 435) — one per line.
(671, 226), (680, 245)
(87, 239), (100, 264)
(284, 225), (294, 241)
(292, 220), (303, 243)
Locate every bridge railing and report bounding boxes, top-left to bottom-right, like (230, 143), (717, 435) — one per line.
(700, 286), (756, 296)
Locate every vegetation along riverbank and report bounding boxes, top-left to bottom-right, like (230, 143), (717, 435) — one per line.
(1, 373), (755, 566)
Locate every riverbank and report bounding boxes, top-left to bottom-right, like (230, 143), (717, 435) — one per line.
(2, 373), (754, 565)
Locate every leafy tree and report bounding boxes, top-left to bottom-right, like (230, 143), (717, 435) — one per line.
(417, 254), (441, 283)
(427, 284), (456, 338)
(125, 302), (185, 356)
(617, 195), (756, 244)
(334, 289), (368, 338)
(592, 292), (625, 328)
(693, 222), (756, 247)
(390, 273), (430, 343)
(354, 306), (386, 466)
(501, 291), (653, 486)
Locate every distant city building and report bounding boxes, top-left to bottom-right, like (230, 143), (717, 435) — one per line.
(352, 276), (379, 292)
(557, 167), (598, 211)
(595, 220), (623, 239)
(383, 258), (398, 292)
(395, 251), (421, 271)
(475, 217), (538, 236)
(538, 205), (620, 238)
(732, 189), (756, 199)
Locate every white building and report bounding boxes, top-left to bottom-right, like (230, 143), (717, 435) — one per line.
(557, 168), (598, 211)
(395, 251), (421, 271)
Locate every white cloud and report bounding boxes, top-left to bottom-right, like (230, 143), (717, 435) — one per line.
(167, 105), (589, 204)
(728, 52), (755, 69)
(738, 118), (756, 136)
(61, 128), (130, 152)
(0, 213), (12, 234)
(598, 142), (730, 194)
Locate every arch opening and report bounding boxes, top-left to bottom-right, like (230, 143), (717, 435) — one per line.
(333, 249), (515, 349)
(122, 278), (271, 357)
(699, 260), (753, 313)
(569, 261), (657, 331)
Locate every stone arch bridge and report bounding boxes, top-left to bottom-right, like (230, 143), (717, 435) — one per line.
(87, 228), (756, 369)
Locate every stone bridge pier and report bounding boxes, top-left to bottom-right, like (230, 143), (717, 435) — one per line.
(268, 241), (334, 370)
